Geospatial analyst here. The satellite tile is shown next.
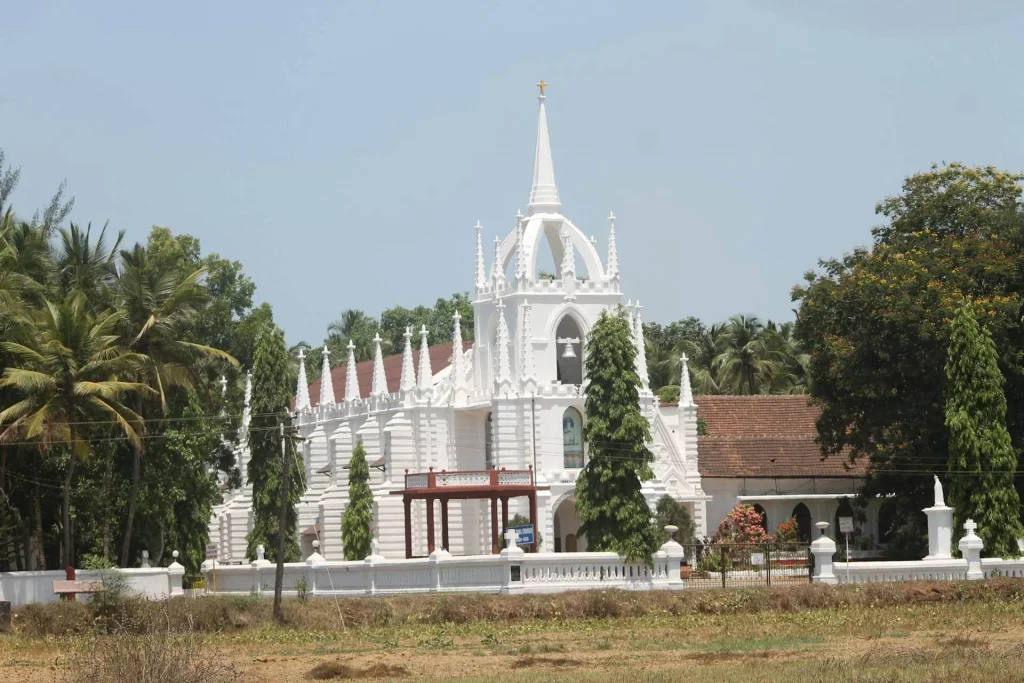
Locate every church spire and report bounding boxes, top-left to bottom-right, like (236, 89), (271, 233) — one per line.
(494, 299), (512, 392)
(527, 80), (561, 215)
(560, 225), (576, 279)
(519, 299), (537, 388)
(490, 236), (503, 289)
(633, 301), (650, 389)
(514, 210), (526, 282)
(371, 333), (387, 397)
(319, 345), (335, 407)
(294, 348), (311, 412)
(450, 311), (468, 398)
(606, 211), (619, 279)
(679, 353), (694, 407)
(474, 221), (486, 291)
(241, 370), (252, 434)
(344, 339), (360, 402)
(400, 326), (416, 393)
(417, 325), (433, 394)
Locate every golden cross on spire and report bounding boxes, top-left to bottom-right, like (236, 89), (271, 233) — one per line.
(537, 79), (547, 96)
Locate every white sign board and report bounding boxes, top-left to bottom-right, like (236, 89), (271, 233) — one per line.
(749, 552), (765, 566)
(205, 543), (219, 560)
(838, 516), (855, 535)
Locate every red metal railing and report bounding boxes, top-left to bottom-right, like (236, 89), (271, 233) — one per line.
(403, 466), (534, 489)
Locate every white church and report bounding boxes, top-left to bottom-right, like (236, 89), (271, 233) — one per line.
(209, 85), (886, 563)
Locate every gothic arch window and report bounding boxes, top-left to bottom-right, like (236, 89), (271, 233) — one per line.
(562, 407), (584, 468)
(555, 316), (583, 385)
(752, 504), (768, 533)
(792, 503), (812, 543)
(834, 497), (856, 536)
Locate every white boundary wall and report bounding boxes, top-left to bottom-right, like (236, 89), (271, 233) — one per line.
(202, 547), (684, 598)
(0, 566), (184, 608)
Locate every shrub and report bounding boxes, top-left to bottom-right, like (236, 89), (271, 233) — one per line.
(713, 504), (772, 545)
(654, 495), (696, 545)
(774, 517), (800, 551)
(61, 624), (239, 683)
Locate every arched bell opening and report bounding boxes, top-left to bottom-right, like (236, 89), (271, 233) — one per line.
(555, 316), (583, 385)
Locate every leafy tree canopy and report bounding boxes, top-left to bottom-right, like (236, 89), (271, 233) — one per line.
(794, 162), (1024, 514)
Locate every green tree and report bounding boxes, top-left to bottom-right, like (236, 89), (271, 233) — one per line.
(654, 495), (695, 545)
(341, 440), (373, 561)
(573, 308), (658, 563)
(794, 163), (1024, 520)
(945, 299), (1023, 557)
(115, 242), (237, 566)
(0, 294), (148, 568)
(246, 321), (300, 562)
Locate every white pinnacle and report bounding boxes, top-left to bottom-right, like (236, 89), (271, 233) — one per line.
(241, 370), (253, 434)
(494, 300), (512, 389)
(344, 339), (360, 402)
(400, 326), (416, 393)
(490, 236), (503, 288)
(679, 353), (694, 407)
(319, 345), (335, 407)
(606, 211), (619, 279)
(474, 221), (486, 291)
(514, 211), (526, 281)
(520, 299), (536, 384)
(450, 311), (467, 395)
(370, 333), (387, 397)
(417, 325), (433, 392)
(294, 347), (311, 412)
(527, 85), (561, 214)
(559, 226), (576, 279)
(634, 301), (649, 389)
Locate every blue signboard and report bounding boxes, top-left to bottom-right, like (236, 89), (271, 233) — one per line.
(512, 524), (535, 545)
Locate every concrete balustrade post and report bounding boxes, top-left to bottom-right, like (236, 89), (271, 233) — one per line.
(167, 550), (185, 597)
(811, 521), (838, 584)
(958, 519), (984, 580)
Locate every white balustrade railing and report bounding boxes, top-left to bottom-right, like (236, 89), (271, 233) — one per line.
(436, 472), (491, 487)
(830, 560), (967, 584)
(199, 548), (683, 598)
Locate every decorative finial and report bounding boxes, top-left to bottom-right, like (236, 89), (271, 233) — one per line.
(219, 375), (227, 396)
(537, 79), (547, 97)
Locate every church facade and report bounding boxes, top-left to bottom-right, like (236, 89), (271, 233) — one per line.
(209, 87), (881, 563)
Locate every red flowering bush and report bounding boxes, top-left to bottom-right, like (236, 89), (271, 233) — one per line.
(774, 517), (800, 550)
(712, 504), (772, 545)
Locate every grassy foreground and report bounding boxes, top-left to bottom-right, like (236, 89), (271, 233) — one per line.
(3, 580), (1024, 681)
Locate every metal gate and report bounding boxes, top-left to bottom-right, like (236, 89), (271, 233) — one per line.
(679, 542), (812, 589)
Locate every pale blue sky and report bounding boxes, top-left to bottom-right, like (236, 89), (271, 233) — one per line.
(4, 1), (1024, 345)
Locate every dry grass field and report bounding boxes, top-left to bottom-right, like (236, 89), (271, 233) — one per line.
(3, 581), (1024, 682)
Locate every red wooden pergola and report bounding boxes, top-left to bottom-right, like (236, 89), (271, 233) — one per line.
(390, 466), (547, 558)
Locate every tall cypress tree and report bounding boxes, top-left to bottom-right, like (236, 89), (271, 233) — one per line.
(246, 322), (300, 562)
(945, 298), (1023, 557)
(342, 440), (374, 560)
(574, 308), (659, 563)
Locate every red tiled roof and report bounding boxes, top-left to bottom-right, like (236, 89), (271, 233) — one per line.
(694, 395), (864, 478)
(306, 341), (473, 406)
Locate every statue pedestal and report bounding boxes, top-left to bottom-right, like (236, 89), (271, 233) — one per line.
(923, 505), (954, 560)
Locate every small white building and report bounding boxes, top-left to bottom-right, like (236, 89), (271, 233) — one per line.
(208, 87), (880, 563)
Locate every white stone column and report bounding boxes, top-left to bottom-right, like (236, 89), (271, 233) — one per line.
(958, 519), (984, 580)
(923, 475), (954, 560)
(810, 521), (838, 584)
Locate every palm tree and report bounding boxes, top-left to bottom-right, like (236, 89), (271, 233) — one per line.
(51, 223), (122, 307)
(0, 293), (150, 568)
(713, 315), (778, 395)
(115, 244), (237, 567)
(761, 320), (810, 394)
(677, 323), (725, 395)
(327, 309), (378, 361)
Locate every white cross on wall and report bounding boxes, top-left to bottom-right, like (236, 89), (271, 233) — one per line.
(963, 519), (977, 535)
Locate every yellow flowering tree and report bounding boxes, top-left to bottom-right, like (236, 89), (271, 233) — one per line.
(793, 163), (1024, 553)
